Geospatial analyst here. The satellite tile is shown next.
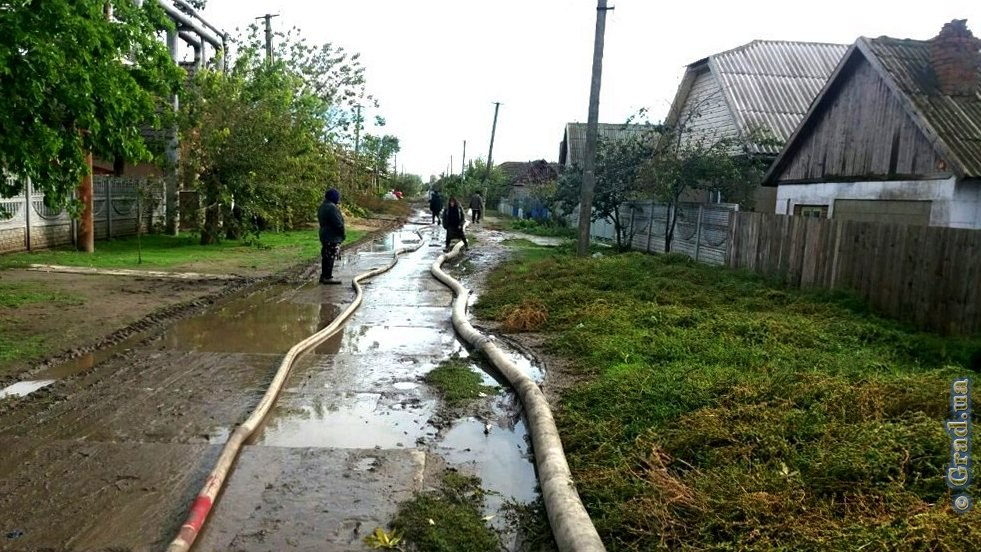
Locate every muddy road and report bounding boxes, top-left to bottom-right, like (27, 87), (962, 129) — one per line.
(0, 216), (542, 551)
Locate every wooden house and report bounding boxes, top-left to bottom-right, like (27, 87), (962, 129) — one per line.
(665, 40), (848, 211)
(558, 123), (651, 169)
(764, 20), (981, 229)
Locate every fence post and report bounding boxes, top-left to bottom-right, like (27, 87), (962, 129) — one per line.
(646, 201), (654, 253)
(694, 205), (704, 262)
(24, 176), (32, 251)
(106, 177), (113, 239)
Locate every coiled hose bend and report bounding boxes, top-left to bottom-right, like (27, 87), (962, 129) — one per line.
(431, 237), (606, 552)
(167, 230), (426, 552)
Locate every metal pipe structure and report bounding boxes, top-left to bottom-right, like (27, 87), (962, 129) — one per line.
(155, 0), (223, 49)
(170, 0), (227, 42)
(167, 230), (427, 552)
(432, 232), (607, 552)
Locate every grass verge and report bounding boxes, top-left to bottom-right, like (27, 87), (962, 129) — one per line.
(509, 218), (576, 239)
(476, 247), (981, 550)
(0, 229), (365, 273)
(391, 470), (499, 552)
(0, 282), (84, 363)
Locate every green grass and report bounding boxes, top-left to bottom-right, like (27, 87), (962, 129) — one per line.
(509, 218), (576, 239)
(425, 356), (497, 405)
(476, 249), (981, 551)
(0, 230), (365, 273)
(392, 470), (500, 552)
(0, 282), (83, 364)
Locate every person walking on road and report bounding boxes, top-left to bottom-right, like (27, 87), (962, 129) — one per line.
(429, 190), (443, 225)
(442, 196), (469, 252)
(469, 191), (484, 224)
(318, 187), (346, 285)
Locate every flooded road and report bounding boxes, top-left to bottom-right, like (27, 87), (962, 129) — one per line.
(0, 221), (542, 551)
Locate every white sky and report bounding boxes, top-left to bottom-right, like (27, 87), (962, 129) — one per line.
(198, 0), (981, 179)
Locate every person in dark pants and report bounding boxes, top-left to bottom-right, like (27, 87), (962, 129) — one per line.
(442, 196), (468, 252)
(429, 190), (443, 224)
(318, 187), (345, 285)
(469, 191), (483, 223)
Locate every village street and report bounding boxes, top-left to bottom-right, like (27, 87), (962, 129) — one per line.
(0, 215), (541, 551)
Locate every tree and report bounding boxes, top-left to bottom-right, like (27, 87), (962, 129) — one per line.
(393, 173), (424, 197)
(556, 130), (656, 251)
(180, 26), (360, 243)
(0, 1), (183, 208)
(645, 103), (778, 252)
(360, 134), (400, 191)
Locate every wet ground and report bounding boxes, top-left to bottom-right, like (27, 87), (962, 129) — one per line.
(0, 215), (543, 551)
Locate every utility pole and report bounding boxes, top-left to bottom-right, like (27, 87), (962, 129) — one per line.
(256, 13), (280, 62)
(576, 0), (613, 257)
(353, 105), (362, 189)
(461, 140), (467, 177)
(484, 102), (501, 188)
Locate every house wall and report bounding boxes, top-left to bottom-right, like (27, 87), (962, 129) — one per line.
(775, 177), (981, 229)
(679, 68), (740, 145)
(773, 57), (946, 183)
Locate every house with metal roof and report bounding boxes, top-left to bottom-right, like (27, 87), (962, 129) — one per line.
(764, 20), (981, 229)
(558, 123), (653, 168)
(664, 40), (848, 210)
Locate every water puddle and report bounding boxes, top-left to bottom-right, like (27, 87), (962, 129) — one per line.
(0, 380), (57, 400)
(160, 285), (343, 354)
(254, 392), (436, 449)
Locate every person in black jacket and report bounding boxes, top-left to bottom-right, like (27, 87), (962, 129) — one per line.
(429, 190), (443, 224)
(442, 196), (469, 252)
(318, 187), (345, 284)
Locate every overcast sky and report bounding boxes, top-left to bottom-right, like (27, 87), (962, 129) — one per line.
(198, 0), (981, 179)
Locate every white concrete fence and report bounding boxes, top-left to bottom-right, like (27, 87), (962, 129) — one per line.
(0, 175), (165, 254)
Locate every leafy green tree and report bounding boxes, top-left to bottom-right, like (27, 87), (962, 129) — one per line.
(180, 26), (358, 243)
(556, 130), (657, 251)
(360, 133), (400, 191)
(393, 173), (424, 197)
(0, 1), (183, 208)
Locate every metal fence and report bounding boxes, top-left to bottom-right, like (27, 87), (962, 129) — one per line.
(0, 175), (165, 254)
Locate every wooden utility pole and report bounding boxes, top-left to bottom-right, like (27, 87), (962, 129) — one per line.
(576, 0), (613, 257)
(484, 102), (501, 186)
(256, 14), (280, 62)
(461, 140), (467, 176)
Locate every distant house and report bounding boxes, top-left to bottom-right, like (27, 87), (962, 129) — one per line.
(764, 20), (981, 229)
(664, 40), (848, 211)
(558, 122), (651, 169)
(497, 159), (561, 219)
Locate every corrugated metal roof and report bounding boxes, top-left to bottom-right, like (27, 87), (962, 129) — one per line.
(561, 123), (654, 167)
(710, 40), (849, 154)
(861, 37), (981, 178)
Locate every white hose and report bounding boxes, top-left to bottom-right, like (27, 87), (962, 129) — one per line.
(167, 230), (426, 552)
(430, 238), (606, 551)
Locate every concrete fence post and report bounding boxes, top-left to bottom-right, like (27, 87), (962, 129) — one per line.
(24, 176), (32, 251)
(694, 205), (704, 262)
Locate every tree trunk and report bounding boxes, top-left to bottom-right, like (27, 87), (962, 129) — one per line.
(200, 178), (221, 245)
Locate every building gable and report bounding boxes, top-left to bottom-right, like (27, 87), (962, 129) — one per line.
(768, 52), (947, 184)
(675, 66), (740, 146)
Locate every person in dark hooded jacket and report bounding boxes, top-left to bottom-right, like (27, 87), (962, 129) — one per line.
(441, 196), (468, 252)
(429, 190), (443, 224)
(318, 187), (345, 284)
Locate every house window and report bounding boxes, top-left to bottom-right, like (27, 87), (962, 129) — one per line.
(794, 204), (828, 218)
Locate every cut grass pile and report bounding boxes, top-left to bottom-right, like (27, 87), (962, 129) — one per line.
(425, 356), (497, 405)
(475, 247), (981, 551)
(0, 229), (365, 273)
(392, 470), (500, 552)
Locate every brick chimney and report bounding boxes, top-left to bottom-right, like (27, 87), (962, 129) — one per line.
(929, 19), (981, 96)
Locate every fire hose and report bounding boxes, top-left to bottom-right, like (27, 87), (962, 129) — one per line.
(167, 229), (426, 552)
(431, 235), (606, 551)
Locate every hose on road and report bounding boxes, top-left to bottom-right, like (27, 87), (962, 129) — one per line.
(167, 230), (426, 552)
(431, 237), (606, 552)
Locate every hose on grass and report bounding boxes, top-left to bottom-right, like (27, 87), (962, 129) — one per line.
(430, 236), (607, 552)
(167, 230), (426, 552)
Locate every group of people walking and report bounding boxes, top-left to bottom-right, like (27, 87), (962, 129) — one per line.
(316, 186), (486, 284)
(429, 190), (482, 252)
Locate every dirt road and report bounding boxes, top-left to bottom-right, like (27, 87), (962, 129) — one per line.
(0, 216), (540, 551)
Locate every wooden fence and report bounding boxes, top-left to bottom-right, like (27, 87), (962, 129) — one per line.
(727, 212), (981, 335)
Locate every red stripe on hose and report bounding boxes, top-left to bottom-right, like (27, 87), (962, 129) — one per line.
(185, 495), (214, 533)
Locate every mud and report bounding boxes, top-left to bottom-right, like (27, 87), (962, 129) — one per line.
(0, 216), (549, 551)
